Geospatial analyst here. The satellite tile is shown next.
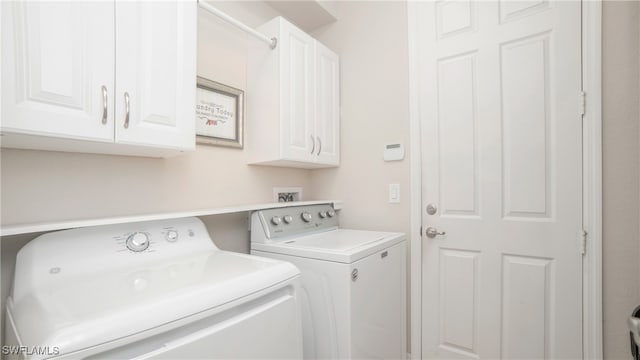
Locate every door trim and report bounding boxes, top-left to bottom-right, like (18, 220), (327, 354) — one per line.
(581, 1), (603, 359)
(407, 2), (422, 357)
(406, 1), (603, 358)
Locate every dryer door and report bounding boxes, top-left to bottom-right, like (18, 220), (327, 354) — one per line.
(75, 284), (302, 359)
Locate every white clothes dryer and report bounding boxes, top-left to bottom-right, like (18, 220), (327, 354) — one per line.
(5, 217), (302, 360)
(250, 204), (406, 359)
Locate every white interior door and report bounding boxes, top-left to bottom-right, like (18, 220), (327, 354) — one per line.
(416, 1), (583, 359)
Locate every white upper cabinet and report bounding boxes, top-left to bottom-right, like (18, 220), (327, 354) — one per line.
(247, 17), (340, 168)
(314, 41), (339, 166)
(279, 20), (315, 164)
(1, 2), (115, 142)
(1, 1), (196, 157)
(114, 1), (195, 150)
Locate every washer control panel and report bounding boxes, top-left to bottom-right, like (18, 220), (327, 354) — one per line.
(301, 212), (313, 222)
(252, 204), (338, 241)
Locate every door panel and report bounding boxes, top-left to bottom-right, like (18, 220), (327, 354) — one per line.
(439, 249), (479, 357)
(436, 1), (476, 39)
(437, 53), (479, 217)
(115, 1), (195, 150)
(416, 1), (583, 359)
(501, 254), (553, 359)
(500, 1), (550, 23)
(501, 34), (551, 218)
(1, 1), (114, 141)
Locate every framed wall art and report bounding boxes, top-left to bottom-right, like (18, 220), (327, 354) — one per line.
(195, 77), (244, 148)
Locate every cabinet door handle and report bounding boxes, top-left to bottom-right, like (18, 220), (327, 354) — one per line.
(101, 85), (108, 125)
(316, 136), (322, 155)
(310, 135), (315, 154)
(123, 92), (130, 129)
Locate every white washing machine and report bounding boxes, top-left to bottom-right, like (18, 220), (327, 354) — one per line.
(250, 204), (406, 359)
(5, 217), (303, 359)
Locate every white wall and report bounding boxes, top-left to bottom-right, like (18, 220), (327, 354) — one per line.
(602, 1), (640, 359)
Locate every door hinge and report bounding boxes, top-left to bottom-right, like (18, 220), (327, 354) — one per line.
(579, 91), (586, 117)
(580, 230), (588, 256)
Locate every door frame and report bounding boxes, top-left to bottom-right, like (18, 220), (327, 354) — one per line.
(406, 1), (603, 359)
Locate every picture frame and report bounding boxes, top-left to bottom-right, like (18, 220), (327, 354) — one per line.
(195, 76), (244, 148)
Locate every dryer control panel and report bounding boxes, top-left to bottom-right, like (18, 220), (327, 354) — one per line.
(251, 204), (338, 242)
(109, 219), (206, 255)
(12, 217), (217, 299)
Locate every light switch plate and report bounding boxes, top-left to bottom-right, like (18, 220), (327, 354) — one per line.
(389, 184), (400, 203)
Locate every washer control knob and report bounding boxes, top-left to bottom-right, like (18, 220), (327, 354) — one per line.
(319, 211), (327, 218)
(165, 230), (178, 242)
(301, 212), (313, 222)
(283, 215), (293, 224)
(271, 216), (283, 225)
(327, 209), (336, 218)
(126, 232), (150, 252)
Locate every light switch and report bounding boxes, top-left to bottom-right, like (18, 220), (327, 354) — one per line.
(389, 184), (400, 203)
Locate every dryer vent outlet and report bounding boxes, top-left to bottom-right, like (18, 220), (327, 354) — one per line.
(273, 187), (302, 202)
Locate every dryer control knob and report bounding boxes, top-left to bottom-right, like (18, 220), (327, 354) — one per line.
(301, 212), (313, 222)
(126, 232), (150, 252)
(319, 211), (327, 218)
(283, 215), (293, 224)
(271, 216), (283, 225)
(327, 209), (336, 218)
(165, 230), (178, 242)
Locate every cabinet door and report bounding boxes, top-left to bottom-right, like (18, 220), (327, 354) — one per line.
(314, 42), (340, 166)
(280, 20), (315, 162)
(114, 1), (196, 151)
(1, 1), (114, 141)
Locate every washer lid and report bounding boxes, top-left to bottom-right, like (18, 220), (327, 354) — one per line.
(7, 250), (299, 358)
(251, 229), (406, 263)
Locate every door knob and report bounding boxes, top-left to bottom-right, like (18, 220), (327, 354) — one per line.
(425, 227), (446, 238)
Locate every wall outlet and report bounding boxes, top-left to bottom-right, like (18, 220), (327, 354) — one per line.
(273, 187), (303, 202)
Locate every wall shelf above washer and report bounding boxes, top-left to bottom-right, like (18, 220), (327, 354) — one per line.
(1, 200), (343, 237)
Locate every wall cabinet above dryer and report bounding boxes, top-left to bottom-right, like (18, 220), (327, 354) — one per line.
(1, 1), (196, 157)
(247, 17), (339, 169)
